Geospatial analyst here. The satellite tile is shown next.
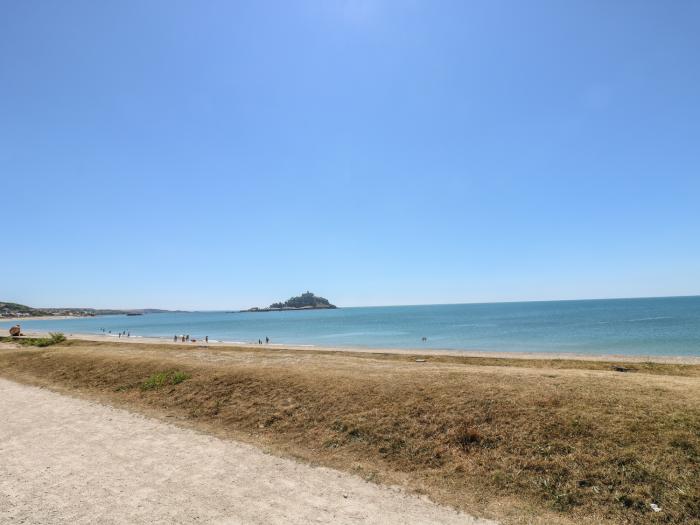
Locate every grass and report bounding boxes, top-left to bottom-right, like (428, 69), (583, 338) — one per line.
(141, 370), (190, 390)
(1, 332), (66, 347)
(0, 340), (698, 524)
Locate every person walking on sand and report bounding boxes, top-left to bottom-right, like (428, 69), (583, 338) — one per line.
(174, 334), (177, 342)
(205, 336), (208, 343)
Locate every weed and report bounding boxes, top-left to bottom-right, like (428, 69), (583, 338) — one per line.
(171, 371), (189, 384)
(141, 370), (190, 390)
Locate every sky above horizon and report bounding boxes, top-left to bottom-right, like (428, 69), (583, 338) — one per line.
(2, 1), (699, 310)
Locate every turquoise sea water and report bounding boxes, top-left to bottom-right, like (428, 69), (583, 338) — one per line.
(2, 296), (700, 356)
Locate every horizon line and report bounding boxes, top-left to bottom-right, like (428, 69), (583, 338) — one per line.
(12, 293), (700, 313)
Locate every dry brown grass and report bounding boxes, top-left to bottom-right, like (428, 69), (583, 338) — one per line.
(0, 339), (698, 524)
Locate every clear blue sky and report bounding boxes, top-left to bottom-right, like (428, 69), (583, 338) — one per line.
(2, 1), (699, 310)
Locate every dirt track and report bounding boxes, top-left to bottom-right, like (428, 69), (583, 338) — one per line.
(0, 378), (495, 524)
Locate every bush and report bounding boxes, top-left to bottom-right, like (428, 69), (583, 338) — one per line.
(141, 370), (190, 390)
(5, 332), (67, 347)
(44, 333), (66, 345)
(171, 371), (189, 384)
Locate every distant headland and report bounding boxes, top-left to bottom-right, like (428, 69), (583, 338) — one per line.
(240, 292), (337, 312)
(0, 301), (175, 319)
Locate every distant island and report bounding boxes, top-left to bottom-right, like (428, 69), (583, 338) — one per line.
(0, 301), (173, 319)
(240, 291), (337, 312)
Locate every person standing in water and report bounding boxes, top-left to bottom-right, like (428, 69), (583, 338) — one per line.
(265, 336), (269, 344)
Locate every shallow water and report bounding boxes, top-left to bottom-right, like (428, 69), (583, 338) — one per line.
(3, 296), (700, 356)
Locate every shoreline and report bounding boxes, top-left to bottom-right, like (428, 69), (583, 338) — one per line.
(14, 330), (700, 365)
(1, 334), (698, 524)
(0, 315), (95, 322)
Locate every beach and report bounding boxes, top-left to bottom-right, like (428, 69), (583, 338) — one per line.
(1, 335), (698, 524)
(0, 315), (85, 322)
(13, 330), (700, 365)
(4, 297), (700, 358)
(6, 1), (699, 523)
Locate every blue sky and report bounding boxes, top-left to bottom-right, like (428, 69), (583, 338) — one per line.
(1, 1), (699, 309)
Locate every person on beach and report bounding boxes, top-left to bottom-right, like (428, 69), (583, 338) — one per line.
(265, 336), (269, 344)
(205, 336), (208, 343)
(174, 335), (177, 342)
(186, 335), (190, 342)
(181, 335), (185, 342)
(258, 339), (262, 344)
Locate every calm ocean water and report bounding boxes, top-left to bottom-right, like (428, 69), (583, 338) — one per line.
(3, 296), (700, 356)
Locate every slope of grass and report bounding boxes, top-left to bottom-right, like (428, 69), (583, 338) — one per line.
(0, 342), (697, 524)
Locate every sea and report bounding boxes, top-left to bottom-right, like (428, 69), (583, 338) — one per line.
(2, 296), (700, 357)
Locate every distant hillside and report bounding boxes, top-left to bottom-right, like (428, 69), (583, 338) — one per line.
(1, 301), (174, 319)
(0, 302), (52, 318)
(242, 292), (337, 312)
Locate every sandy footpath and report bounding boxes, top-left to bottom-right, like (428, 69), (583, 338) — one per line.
(0, 378), (495, 525)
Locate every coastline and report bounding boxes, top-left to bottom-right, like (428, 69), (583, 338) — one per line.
(16, 330), (700, 365)
(0, 315), (92, 322)
(1, 333), (698, 524)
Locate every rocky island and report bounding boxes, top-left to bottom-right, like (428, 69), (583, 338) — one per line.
(240, 291), (337, 312)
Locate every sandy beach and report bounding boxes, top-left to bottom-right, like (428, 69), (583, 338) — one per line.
(0, 315), (85, 322)
(14, 330), (700, 365)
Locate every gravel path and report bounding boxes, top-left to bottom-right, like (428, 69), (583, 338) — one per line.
(0, 378), (496, 524)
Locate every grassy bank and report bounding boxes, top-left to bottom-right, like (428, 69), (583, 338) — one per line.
(0, 339), (698, 524)
(0, 332), (66, 347)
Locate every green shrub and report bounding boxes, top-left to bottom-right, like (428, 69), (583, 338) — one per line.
(141, 370), (190, 390)
(171, 371), (189, 384)
(4, 332), (67, 347)
(41, 332), (66, 346)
